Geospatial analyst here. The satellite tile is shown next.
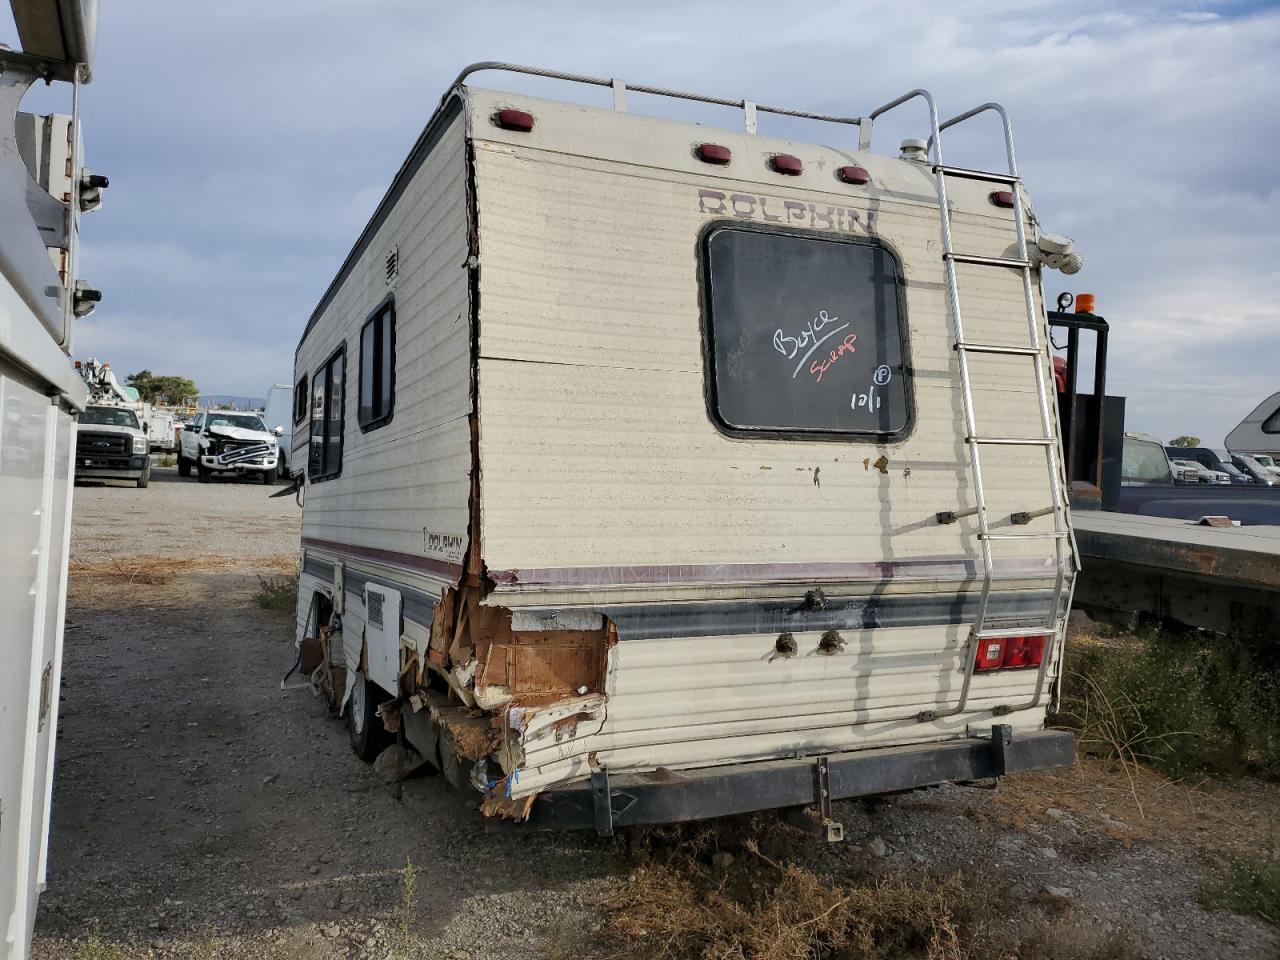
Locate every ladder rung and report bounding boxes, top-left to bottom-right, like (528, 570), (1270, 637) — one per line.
(975, 625), (1056, 640)
(934, 164), (1020, 185)
(944, 253), (1031, 269)
(967, 437), (1055, 446)
(979, 531), (1069, 541)
(956, 342), (1041, 357)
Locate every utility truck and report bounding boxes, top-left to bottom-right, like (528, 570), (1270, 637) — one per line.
(1, 1), (104, 955)
(73, 358), (150, 487)
(292, 64), (1085, 834)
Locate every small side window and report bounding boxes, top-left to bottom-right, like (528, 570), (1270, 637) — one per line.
(293, 375), (309, 425)
(1263, 406), (1280, 435)
(358, 300), (396, 431)
(309, 346), (345, 481)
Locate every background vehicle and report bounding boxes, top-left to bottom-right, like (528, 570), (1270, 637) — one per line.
(1232, 454), (1278, 486)
(1170, 458), (1229, 485)
(1219, 462), (1254, 485)
(1170, 446), (1251, 484)
(75, 404), (150, 487)
(1224, 390), (1280, 461)
(178, 409), (281, 483)
(1, 1), (102, 954)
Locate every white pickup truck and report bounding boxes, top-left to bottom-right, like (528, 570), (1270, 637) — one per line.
(177, 409), (283, 483)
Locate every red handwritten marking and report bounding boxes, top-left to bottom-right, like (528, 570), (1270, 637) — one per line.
(809, 334), (857, 384)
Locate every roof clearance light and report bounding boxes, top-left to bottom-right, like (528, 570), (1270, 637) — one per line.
(770, 154), (803, 175)
(1075, 293), (1096, 314)
(696, 143), (732, 165)
(837, 165), (871, 185)
(990, 190), (1016, 208)
(495, 109), (535, 132)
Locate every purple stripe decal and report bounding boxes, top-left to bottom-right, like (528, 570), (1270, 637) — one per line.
(302, 537), (464, 581)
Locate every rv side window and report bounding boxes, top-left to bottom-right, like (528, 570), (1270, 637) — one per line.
(1263, 406), (1280, 434)
(358, 300), (395, 430)
(701, 226), (910, 439)
(309, 347), (345, 481)
(293, 375), (308, 425)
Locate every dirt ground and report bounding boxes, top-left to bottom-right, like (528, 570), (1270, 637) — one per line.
(30, 466), (1279, 959)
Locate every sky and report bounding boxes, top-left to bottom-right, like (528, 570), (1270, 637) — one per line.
(5, 0), (1278, 446)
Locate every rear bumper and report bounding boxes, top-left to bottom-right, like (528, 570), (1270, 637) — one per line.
(512, 726), (1075, 833)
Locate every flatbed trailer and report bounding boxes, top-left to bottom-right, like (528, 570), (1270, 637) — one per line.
(1072, 512), (1280, 635)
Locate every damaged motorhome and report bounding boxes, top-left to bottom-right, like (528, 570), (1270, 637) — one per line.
(292, 63), (1082, 834)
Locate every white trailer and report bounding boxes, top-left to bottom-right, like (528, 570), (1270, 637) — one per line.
(1, 0), (102, 955)
(1226, 390), (1280, 460)
(293, 64), (1081, 833)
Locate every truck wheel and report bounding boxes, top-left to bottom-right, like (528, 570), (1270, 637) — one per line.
(136, 467), (150, 489)
(197, 461), (211, 484)
(262, 466), (278, 485)
(177, 455), (191, 478)
(348, 671), (392, 762)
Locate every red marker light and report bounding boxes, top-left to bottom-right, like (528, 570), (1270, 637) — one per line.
(696, 143), (731, 165)
(770, 154), (803, 175)
(837, 165), (870, 185)
(990, 190), (1015, 208)
(495, 109), (534, 132)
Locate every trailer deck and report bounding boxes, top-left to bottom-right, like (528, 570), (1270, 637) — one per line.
(1073, 511), (1280, 633)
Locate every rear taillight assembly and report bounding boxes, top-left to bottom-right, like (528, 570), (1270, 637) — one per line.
(974, 634), (1049, 672)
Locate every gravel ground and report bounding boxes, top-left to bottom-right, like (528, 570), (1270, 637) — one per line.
(29, 466), (1278, 959)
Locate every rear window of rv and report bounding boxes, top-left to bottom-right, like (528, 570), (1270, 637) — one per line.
(701, 227), (910, 439)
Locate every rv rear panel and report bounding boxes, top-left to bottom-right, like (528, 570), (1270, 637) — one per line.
(294, 72), (1076, 827)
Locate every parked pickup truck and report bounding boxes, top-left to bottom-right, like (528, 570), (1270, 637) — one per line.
(1120, 432), (1280, 525)
(177, 409), (282, 483)
(75, 404), (151, 488)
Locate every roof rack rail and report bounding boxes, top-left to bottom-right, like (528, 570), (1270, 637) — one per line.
(451, 61), (864, 136)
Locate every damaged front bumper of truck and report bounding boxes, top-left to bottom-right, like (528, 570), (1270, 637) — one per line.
(503, 726), (1075, 836)
(201, 446), (278, 474)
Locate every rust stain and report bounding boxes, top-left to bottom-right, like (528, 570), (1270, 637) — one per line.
(873, 456), (889, 475)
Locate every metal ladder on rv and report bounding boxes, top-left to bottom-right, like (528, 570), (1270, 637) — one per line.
(860, 94), (1071, 719)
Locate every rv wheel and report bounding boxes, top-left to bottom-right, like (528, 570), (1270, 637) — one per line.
(348, 671), (391, 762)
(177, 455), (191, 477)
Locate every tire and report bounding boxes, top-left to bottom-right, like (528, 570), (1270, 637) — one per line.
(177, 455), (191, 478)
(197, 460), (211, 484)
(262, 466), (278, 485)
(347, 671), (392, 762)
(136, 467), (150, 489)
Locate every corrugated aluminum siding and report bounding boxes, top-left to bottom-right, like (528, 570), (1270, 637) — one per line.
(294, 108), (472, 583)
(469, 94), (1068, 577)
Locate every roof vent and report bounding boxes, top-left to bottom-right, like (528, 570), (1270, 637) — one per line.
(385, 246), (399, 285)
(770, 154), (803, 176)
(899, 139), (929, 162)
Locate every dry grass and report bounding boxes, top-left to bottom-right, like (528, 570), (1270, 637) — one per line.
(603, 818), (1138, 960)
(69, 553), (295, 585)
(994, 757), (1280, 857)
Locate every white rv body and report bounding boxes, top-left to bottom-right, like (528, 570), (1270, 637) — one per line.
(293, 67), (1077, 828)
(1225, 390), (1280, 459)
(2, 0), (100, 954)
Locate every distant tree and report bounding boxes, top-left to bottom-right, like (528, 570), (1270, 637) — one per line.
(1168, 435), (1200, 448)
(127, 370), (198, 404)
